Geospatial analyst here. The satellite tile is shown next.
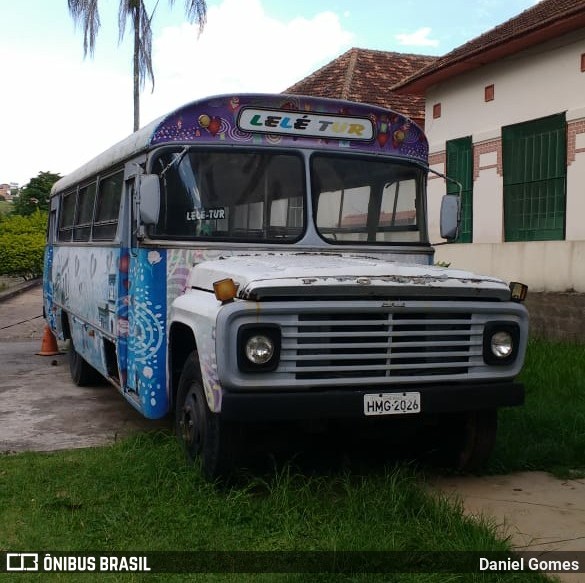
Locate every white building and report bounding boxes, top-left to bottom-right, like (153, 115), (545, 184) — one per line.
(394, 0), (585, 293)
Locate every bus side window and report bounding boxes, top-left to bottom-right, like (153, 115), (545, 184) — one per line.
(73, 182), (97, 242)
(93, 171), (123, 241)
(48, 196), (59, 243)
(58, 190), (76, 242)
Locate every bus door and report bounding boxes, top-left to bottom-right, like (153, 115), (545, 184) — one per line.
(121, 171), (168, 419)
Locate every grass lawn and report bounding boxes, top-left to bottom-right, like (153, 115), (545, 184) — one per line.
(1, 338), (582, 581)
(0, 433), (550, 582)
(491, 339), (585, 477)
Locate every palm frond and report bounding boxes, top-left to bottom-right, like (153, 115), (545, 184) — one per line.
(166, 0), (207, 34)
(137, 2), (155, 91)
(183, 0), (207, 36)
(67, 0), (101, 57)
(117, 0), (139, 44)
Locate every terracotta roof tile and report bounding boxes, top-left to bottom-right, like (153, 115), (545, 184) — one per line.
(285, 48), (437, 123)
(394, 0), (585, 92)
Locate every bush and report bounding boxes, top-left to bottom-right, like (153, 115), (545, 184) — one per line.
(0, 211), (47, 279)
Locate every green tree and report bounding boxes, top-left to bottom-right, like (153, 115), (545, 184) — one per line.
(13, 171), (61, 216)
(68, 0), (207, 132)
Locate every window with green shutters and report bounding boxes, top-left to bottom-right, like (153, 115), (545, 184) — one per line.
(502, 114), (566, 242)
(446, 137), (473, 243)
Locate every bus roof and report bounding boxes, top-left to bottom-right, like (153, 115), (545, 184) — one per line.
(52, 93), (428, 194)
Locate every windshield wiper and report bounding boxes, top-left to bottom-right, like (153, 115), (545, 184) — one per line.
(159, 146), (190, 178)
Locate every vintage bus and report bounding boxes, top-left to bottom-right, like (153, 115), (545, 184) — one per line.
(44, 93), (528, 479)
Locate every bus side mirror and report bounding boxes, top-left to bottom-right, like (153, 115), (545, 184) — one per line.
(440, 194), (460, 241)
(139, 174), (160, 225)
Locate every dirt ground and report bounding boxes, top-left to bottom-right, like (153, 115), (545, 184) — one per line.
(1, 284), (584, 581)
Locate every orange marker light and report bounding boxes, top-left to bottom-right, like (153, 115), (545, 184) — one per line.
(509, 281), (528, 302)
(213, 278), (238, 303)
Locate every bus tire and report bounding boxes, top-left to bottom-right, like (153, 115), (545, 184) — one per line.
(457, 409), (498, 471)
(175, 352), (238, 481)
(69, 338), (104, 387)
(437, 409), (498, 472)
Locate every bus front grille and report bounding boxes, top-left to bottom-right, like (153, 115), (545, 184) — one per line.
(279, 311), (482, 381)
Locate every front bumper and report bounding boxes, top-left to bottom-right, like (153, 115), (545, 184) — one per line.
(220, 381), (524, 421)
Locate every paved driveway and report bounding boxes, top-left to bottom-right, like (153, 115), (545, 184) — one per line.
(0, 284), (167, 452)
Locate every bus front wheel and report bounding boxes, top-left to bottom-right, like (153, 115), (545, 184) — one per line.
(456, 409), (498, 471)
(433, 409), (498, 472)
(175, 352), (238, 481)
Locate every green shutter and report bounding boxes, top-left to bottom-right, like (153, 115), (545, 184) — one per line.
(502, 114), (566, 242)
(446, 137), (473, 243)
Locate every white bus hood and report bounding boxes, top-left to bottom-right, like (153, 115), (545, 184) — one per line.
(186, 253), (512, 301)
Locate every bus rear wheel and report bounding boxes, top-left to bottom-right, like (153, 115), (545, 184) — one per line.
(175, 352), (238, 481)
(69, 338), (103, 387)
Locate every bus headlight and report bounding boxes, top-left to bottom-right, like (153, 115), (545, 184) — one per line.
(237, 325), (281, 372)
(483, 323), (519, 365)
(245, 335), (274, 364)
(490, 331), (513, 358)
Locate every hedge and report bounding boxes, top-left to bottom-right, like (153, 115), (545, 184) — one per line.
(0, 212), (47, 279)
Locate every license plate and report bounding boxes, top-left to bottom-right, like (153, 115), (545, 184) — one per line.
(363, 392), (421, 416)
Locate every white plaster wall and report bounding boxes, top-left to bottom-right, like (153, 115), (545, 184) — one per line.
(434, 241), (585, 292)
(430, 157), (585, 290)
(427, 160), (503, 245)
(424, 31), (585, 143)
(472, 166), (502, 243)
(566, 151), (585, 241)
(425, 30), (585, 291)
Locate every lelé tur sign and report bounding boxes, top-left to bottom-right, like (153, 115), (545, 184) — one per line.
(237, 108), (374, 141)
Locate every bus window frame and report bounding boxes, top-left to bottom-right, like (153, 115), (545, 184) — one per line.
(309, 152), (430, 246)
(53, 167), (125, 245)
(73, 180), (97, 242)
(144, 145), (308, 244)
(91, 169), (124, 242)
(58, 188), (77, 243)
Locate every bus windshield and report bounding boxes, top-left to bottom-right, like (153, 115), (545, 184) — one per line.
(150, 149), (305, 242)
(149, 148), (426, 245)
(312, 154), (425, 244)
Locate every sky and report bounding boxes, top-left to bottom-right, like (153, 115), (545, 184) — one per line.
(0, 0), (540, 187)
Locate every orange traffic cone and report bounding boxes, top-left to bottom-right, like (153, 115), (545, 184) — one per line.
(37, 325), (62, 356)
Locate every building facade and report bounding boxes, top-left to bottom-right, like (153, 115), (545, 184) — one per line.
(394, 0), (585, 293)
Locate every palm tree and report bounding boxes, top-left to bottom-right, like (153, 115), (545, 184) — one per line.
(68, 0), (207, 131)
